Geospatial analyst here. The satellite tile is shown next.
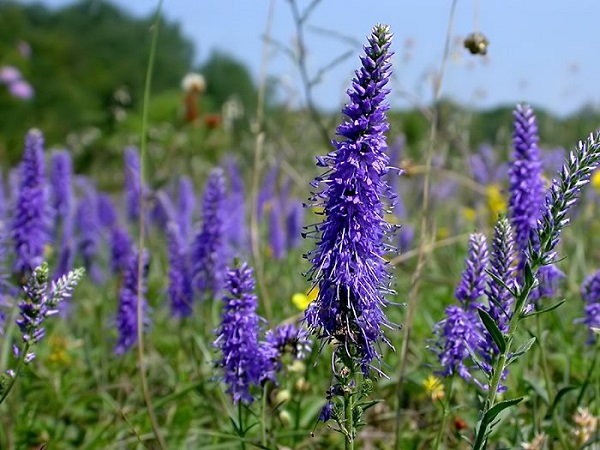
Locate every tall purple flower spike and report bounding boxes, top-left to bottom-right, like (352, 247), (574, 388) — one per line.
(12, 129), (48, 277)
(303, 24), (396, 375)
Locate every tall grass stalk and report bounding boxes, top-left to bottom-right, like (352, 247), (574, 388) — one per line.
(394, 1), (459, 446)
(135, 1), (166, 448)
(249, 0), (276, 321)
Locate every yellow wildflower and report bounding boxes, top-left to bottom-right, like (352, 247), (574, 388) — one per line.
(463, 207), (476, 222)
(292, 287), (318, 311)
(592, 170), (600, 191)
(423, 375), (445, 402)
(486, 184), (506, 219)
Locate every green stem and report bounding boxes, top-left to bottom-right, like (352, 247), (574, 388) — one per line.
(261, 383), (268, 448)
(344, 388), (354, 450)
(134, 1), (166, 449)
(0, 342), (30, 405)
(535, 316), (569, 449)
(238, 402), (247, 450)
(433, 378), (454, 450)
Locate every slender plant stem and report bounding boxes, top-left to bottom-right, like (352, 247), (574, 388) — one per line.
(249, 0), (276, 321)
(536, 316), (569, 449)
(344, 388), (354, 450)
(261, 383), (268, 448)
(134, 2), (166, 449)
(238, 402), (247, 450)
(0, 342), (29, 405)
(433, 378), (454, 450)
(394, 2), (459, 447)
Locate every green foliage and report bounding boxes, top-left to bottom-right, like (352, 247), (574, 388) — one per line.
(0, 0), (194, 163)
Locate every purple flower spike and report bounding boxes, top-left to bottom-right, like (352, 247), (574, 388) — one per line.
(268, 203), (285, 260)
(455, 233), (489, 307)
(303, 25), (396, 375)
(433, 305), (486, 383)
(97, 193), (117, 230)
(214, 262), (273, 404)
(109, 225), (133, 276)
(12, 129), (48, 277)
(50, 150), (73, 227)
(167, 222), (193, 317)
(285, 200), (304, 250)
(115, 250), (149, 355)
(124, 147), (142, 222)
(192, 168), (227, 301)
(75, 185), (103, 284)
(485, 216), (517, 334)
(508, 104), (545, 252)
(265, 324), (311, 371)
(177, 176), (195, 242)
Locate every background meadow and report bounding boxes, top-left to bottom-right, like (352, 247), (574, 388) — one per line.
(0, 1), (599, 449)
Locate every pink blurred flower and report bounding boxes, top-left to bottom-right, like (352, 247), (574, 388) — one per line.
(8, 80), (34, 100)
(17, 41), (32, 59)
(0, 66), (22, 84)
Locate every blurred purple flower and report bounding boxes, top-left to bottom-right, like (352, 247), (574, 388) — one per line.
(50, 150), (73, 230)
(12, 129), (48, 277)
(115, 250), (149, 355)
(303, 24), (395, 374)
(265, 324), (311, 371)
(579, 270), (600, 344)
(166, 221), (193, 317)
(8, 80), (34, 100)
(124, 147), (143, 222)
(224, 157), (247, 249)
(268, 202), (285, 260)
(177, 176), (195, 242)
(109, 225), (132, 276)
(192, 168), (228, 301)
(285, 200), (304, 250)
(97, 193), (117, 230)
(0, 66), (21, 84)
(75, 185), (103, 284)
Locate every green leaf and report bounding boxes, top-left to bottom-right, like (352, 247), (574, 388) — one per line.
(477, 308), (507, 353)
(548, 385), (578, 417)
(521, 300), (565, 319)
(483, 397), (523, 425)
(507, 337), (536, 365)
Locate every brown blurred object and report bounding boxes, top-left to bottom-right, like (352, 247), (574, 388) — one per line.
(204, 113), (222, 130)
(464, 32), (489, 56)
(181, 73), (206, 124)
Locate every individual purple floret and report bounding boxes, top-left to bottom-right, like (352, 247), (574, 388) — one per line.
(177, 177), (195, 243)
(508, 104), (545, 252)
(214, 262), (273, 404)
(578, 271), (600, 344)
(115, 250), (149, 355)
(485, 216), (517, 334)
(454, 233), (489, 307)
(192, 168), (227, 301)
(50, 150), (73, 224)
(166, 222), (193, 317)
(124, 147), (142, 223)
(12, 129), (48, 277)
(303, 24), (395, 375)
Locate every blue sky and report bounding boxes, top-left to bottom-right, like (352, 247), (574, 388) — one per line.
(32, 0), (600, 116)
